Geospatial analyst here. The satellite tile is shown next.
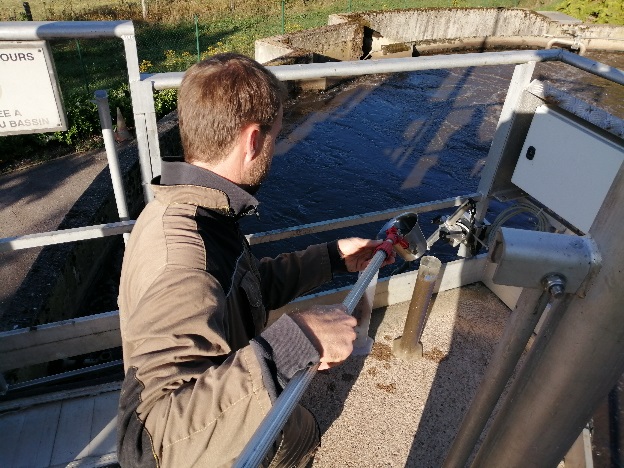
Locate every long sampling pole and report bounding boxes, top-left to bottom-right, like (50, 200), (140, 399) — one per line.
(234, 231), (402, 468)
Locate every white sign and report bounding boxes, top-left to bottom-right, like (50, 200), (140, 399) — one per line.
(0, 41), (67, 136)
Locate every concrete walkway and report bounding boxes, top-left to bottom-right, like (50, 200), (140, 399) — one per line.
(0, 151), (109, 327)
(303, 283), (512, 467)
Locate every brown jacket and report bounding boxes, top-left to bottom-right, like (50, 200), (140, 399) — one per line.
(117, 161), (337, 467)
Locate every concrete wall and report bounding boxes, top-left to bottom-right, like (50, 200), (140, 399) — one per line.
(338, 8), (554, 42)
(256, 7), (624, 65)
(256, 22), (363, 65)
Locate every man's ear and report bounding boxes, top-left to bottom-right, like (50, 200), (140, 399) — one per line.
(243, 123), (264, 163)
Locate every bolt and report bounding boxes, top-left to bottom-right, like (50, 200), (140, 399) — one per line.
(549, 283), (565, 299)
(542, 274), (566, 299)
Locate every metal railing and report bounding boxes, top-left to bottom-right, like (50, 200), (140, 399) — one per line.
(2, 20), (624, 466)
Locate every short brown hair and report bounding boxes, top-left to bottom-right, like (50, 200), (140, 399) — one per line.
(177, 53), (284, 165)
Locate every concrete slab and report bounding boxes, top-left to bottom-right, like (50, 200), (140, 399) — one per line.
(302, 282), (513, 467)
(537, 11), (583, 24)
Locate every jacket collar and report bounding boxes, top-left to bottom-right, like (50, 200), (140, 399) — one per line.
(151, 158), (259, 218)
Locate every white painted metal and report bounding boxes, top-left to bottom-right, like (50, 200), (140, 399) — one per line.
(0, 311), (120, 372)
(0, 381), (122, 413)
(0, 254), (487, 373)
(94, 90), (131, 244)
(0, 41), (67, 135)
(526, 80), (624, 140)
(475, 61), (536, 221)
(0, 221), (135, 253)
(512, 105), (624, 233)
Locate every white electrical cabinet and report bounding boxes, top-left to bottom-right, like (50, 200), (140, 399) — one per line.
(511, 105), (624, 233)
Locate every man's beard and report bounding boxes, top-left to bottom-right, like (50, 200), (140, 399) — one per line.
(240, 151), (273, 195)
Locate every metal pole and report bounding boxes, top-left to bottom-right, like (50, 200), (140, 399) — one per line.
(281, 0), (285, 34)
(75, 39), (90, 94)
(471, 165), (624, 467)
(443, 286), (556, 468)
(235, 248), (389, 467)
(194, 15), (200, 62)
(93, 90), (131, 243)
(393, 255), (441, 360)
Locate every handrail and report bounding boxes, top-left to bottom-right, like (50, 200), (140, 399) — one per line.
(0, 195), (478, 252)
(0, 20), (134, 40)
(145, 49), (564, 90)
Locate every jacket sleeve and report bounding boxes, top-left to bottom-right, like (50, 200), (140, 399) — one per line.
(257, 243), (334, 311)
(120, 266), (319, 466)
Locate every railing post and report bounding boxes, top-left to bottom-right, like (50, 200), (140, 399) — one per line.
(93, 90), (131, 242)
(393, 256), (441, 360)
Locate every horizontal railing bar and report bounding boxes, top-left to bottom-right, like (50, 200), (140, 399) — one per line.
(0, 20), (135, 40)
(0, 311), (120, 372)
(247, 194), (481, 245)
(2, 197), (478, 251)
(0, 255), (488, 371)
(0, 221), (136, 252)
(560, 49), (624, 85)
(146, 49), (564, 90)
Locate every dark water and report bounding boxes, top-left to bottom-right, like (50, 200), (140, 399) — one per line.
(243, 51), (624, 277)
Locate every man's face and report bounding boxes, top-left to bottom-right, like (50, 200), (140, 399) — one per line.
(243, 106), (283, 190)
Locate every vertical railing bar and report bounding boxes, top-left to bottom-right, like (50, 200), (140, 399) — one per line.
(93, 90), (131, 243)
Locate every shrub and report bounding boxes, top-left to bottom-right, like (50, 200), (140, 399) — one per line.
(0, 83), (178, 171)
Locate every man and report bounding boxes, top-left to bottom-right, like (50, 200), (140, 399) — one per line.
(117, 53), (394, 467)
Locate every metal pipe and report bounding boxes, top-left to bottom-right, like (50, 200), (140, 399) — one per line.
(393, 256), (442, 360)
(247, 194), (481, 245)
(146, 49), (563, 90)
(0, 221), (135, 252)
(235, 248), (389, 468)
(443, 286), (555, 468)
(0, 196), (476, 252)
(93, 90), (131, 242)
(547, 38), (587, 56)
(470, 166), (624, 467)
(352, 271), (377, 355)
(0, 20), (134, 40)
(561, 49), (624, 86)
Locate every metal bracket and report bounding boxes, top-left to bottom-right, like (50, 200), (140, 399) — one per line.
(489, 228), (601, 297)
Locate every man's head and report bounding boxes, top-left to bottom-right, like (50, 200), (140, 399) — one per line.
(177, 53), (284, 174)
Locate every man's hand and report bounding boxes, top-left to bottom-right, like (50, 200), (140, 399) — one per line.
(337, 237), (397, 272)
(290, 305), (357, 370)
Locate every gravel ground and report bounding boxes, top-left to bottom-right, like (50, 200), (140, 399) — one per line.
(301, 283), (512, 468)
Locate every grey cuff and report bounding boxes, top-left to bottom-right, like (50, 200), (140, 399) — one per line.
(251, 314), (320, 395)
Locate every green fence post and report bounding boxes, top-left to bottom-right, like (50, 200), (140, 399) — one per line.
(281, 0), (285, 34)
(75, 39), (90, 95)
(349, 0), (352, 12)
(194, 14), (200, 62)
